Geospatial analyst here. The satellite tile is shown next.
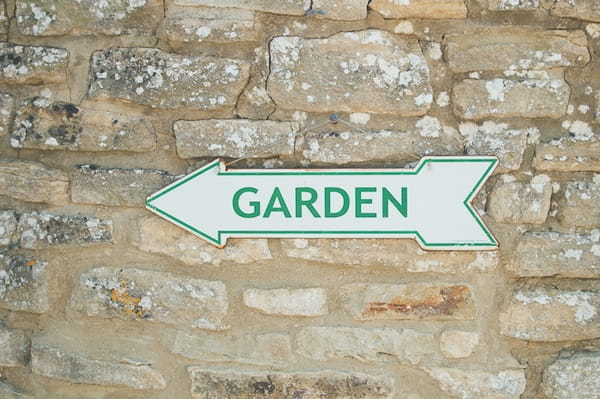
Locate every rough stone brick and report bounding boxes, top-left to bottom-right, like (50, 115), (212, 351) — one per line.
(0, 160), (69, 204)
(88, 47), (250, 111)
(296, 326), (436, 365)
(369, 0), (467, 19)
(163, 7), (257, 43)
(0, 382), (32, 399)
(312, 0), (368, 20)
(268, 30), (432, 115)
(174, 119), (297, 159)
(439, 330), (480, 359)
(534, 137), (600, 172)
(70, 267), (228, 330)
(341, 283), (476, 321)
(71, 165), (173, 207)
(0, 92), (14, 135)
(11, 97), (156, 152)
(31, 343), (166, 390)
(551, 0), (600, 22)
(459, 121), (535, 173)
(282, 239), (498, 273)
(297, 117), (463, 165)
(499, 287), (600, 341)
(187, 368), (394, 399)
(16, 0), (162, 36)
(0, 210), (17, 248)
(541, 352), (600, 399)
(173, 0), (310, 15)
(454, 77), (569, 119)
(482, 0), (540, 10)
(0, 1), (7, 37)
(425, 368), (526, 399)
(171, 331), (292, 367)
(0, 327), (28, 367)
(17, 211), (113, 249)
(487, 178), (552, 224)
(133, 216), (272, 266)
(0, 43), (68, 84)
(0, 254), (49, 313)
(557, 181), (600, 228)
(446, 28), (589, 73)
(507, 232), (600, 278)
(243, 288), (327, 317)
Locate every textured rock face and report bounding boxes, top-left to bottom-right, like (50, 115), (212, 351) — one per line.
(268, 30), (432, 115)
(425, 368), (526, 399)
(551, 0), (600, 22)
(0, 43), (68, 84)
(541, 352), (600, 399)
(482, 0), (541, 10)
(88, 47), (251, 110)
(187, 369), (394, 399)
(11, 97), (156, 152)
(369, 0), (467, 19)
(0, 210), (16, 248)
(16, 0), (162, 36)
(534, 137), (600, 172)
(243, 288), (327, 316)
(0, 382), (31, 399)
(499, 287), (600, 341)
(341, 283), (477, 320)
(439, 330), (479, 359)
(173, 0), (311, 15)
(70, 267), (228, 330)
(32, 344), (166, 390)
(0, 254), (49, 313)
(557, 181), (600, 228)
(312, 0), (368, 20)
(487, 179), (552, 224)
(0, 160), (69, 204)
(0, 328), (28, 367)
(0, 92), (14, 134)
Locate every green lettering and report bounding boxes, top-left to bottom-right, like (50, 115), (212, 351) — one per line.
(382, 187), (408, 217)
(263, 187), (291, 218)
(295, 187), (320, 218)
(355, 187), (377, 218)
(324, 187), (349, 217)
(232, 187), (260, 218)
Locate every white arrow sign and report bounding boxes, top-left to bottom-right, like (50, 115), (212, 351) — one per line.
(146, 156), (498, 250)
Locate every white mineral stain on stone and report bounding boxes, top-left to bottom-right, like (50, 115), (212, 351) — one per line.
(415, 116), (441, 137)
(349, 113), (370, 125)
(486, 78), (512, 101)
(562, 249), (583, 261)
(394, 20), (413, 34)
(436, 91), (450, 107)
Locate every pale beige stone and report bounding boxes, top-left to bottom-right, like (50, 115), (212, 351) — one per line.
(0, 92), (14, 135)
(0, 382), (31, 399)
(541, 352), (600, 399)
(551, 0), (600, 22)
(425, 368), (526, 399)
(558, 181), (600, 228)
(534, 137), (600, 172)
(313, 0), (368, 20)
(0, 254), (49, 313)
(0, 43), (68, 84)
(0, 328), (28, 367)
(133, 216), (272, 266)
(487, 180), (552, 224)
(268, 30), (432, 115)
(0, 160), (69, 204)
(174, 0), (311, 15)
(440, 330), (480, 359)
(0, 210), (16, 248)
(370, 0), (467, 19)
(243, 288), (327, 316)
(482, 0), (540, 10)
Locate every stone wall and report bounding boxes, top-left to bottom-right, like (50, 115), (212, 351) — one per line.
(0, 0), (599, 398)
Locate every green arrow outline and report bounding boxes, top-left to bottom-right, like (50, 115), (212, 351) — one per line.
(146, 156), (498, 249)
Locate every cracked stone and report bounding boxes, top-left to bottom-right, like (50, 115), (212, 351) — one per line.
(0, 160), (69, 204)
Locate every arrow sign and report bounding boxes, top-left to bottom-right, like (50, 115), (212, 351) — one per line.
(146, 156), (498, 250)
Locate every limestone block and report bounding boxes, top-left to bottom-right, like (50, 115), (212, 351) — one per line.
(341, 283), (476, 320)
(0, 1), (7, 37)
(268, 30), (432, 115)
(369, 0), (467, 19)
(482, 0), (540, 10)
(440, 330), (480, 359)
(425, 368), (526, 399)
(557, 181), (600, 228)
(0, 43), (68, 84)
(312, 0), (368, 20)
(0, 160), (69, 204)
(88, 47), (250, 111)
(0, 382), (31, 399)
(0, 92), (14, 135)
(0, 210), (17, 248)
(551, 0), (600, 22)
(0, 254), (49, 313)
(70, 267), (228, 330)
(187, 369), (394, 399)
(11, 97), (156, 152)
(0, 327), (28, 367)
(296, 326), (436, 364)
(243, 288), (327, 316)
(541, 352), (600, 399)
(534, 137), (600, 172)
(173, 0), (311, 15)
(499, 287), (600, 341)
(487, 179), (552, 224)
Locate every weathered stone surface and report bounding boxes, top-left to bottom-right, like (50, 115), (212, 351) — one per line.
(243, 288), (327, 316)
(0, 382), (32, 399)
(0, 328), (28, 367)
(17, 212), (113, 249)
(296, 327), (436, 364)
(0, 254), (49, 313)
(541, 352), (600, 399)
(133, 216), (272, 266)
(282, 238), (498, 273)
(0, 210), (17, 248)
(187, 368), (394, 399)
(163, 7), (257, 43)
(268, 30), (432, 115)
(534, 137), (600, 172)
(16, 0), (162, 36)
(32, 343), (165, 390)
(0, 92), (14, 135)
(425, 368), (526, 399)
(369, 0), (467, 19)
(173, 0), (310, 15)
(551, 0), (600, 22)
(312, 0), (368, 20)
(298, 117), (463, 165)
(446, 29), (589, 73)
(487, 178), (552, 224)
(0, 160), (69, 204)
(71, 165), (173, 207)
(0, 1), (7, 37)
(11, 97), (156, 152)
(557, 181), (600, 228)
(459, 121), (535, 173)
(0, 43), (68, 84)
(341, 283), (476, 321)
(70, 267), (228, 330)
(88, 47), (250, 111)
(507, 231), (600, 278)
(174, 119), (297, 159)
(499, 287), (600, 341)
(482, 0), (540, 10)
(440, 330), (480, 359)
(454, 78), (569, 119)
(171, 331), (292, 366)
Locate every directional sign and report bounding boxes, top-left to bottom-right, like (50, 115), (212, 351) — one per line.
(146, 156), (498, 250)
